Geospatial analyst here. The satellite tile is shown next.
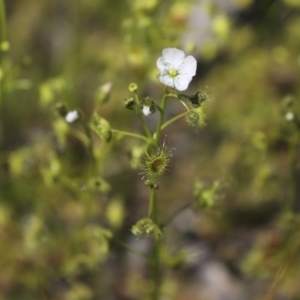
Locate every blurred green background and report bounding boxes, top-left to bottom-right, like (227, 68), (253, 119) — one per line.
(1, 0), (300, 299)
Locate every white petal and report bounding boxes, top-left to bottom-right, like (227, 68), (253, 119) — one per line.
(162, 48), (185, 68)
(174, 75), (193, 91)
(178, 55), (197, 76)
(159, 74), (175, 88)
(142, 106), (151, 116)
(157, 57), (167, 72)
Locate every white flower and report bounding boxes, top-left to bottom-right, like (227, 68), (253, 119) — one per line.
(157, 48), (197, 91)
(142, 105), (152, 116)
(65, 110), (79, 123)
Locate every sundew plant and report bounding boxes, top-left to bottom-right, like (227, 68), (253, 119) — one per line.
(2, 0), (300, 299)
(66, 47), (208, 300)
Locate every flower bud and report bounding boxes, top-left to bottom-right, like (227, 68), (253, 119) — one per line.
(140, 96), (156, 116)
(132, 218), (162, 240)
(90, 113), (112, 142)
(185, 110), (199, 127)
(189, 91), (207, 108)
(128, 82), (138, 92)
(123, 97), (135, 110)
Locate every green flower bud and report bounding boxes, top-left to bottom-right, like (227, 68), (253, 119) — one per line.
(189, 91), (207, 108)
(185, 110), (199, 127)
(185, 107), (207, 128)
(123, 97), (135, 110)
(128, 82), (138, 92)
(132, 218), (162, 240)
(90, 113), (112, 142)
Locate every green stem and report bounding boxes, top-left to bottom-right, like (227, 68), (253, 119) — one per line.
(148, 188), (156, 218)
(148, 88), (174, 300)
(179, 100), (190, 111)
(152, 238), (161, 300)
(154, 88), (168, 144)
(111, 129), (148, 142)
(161, 112), (186, 131)
(150, 189), (161, 300)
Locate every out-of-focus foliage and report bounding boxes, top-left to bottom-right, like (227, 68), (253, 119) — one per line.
(1, 0), (300, 299)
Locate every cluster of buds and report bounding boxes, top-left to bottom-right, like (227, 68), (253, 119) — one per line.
(183, 90), (209, 128)
(124, 83), (157, 116)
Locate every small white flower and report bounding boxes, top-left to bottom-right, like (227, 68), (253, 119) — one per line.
(65, 110), (79, 123)
(142, 105), (152, 116)
(157, 48), (197, 91)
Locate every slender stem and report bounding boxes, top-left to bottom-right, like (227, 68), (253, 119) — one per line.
(161, 112), (186, 131)
(179, 100), (190, 111)
(111, 129), (148, 142)
(148, 88), (174, 300)
(152, 238), (161, 300)
(154, 88), (168, 144)
(150, 188), (161, 300)
(148, 188), (156, 218)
